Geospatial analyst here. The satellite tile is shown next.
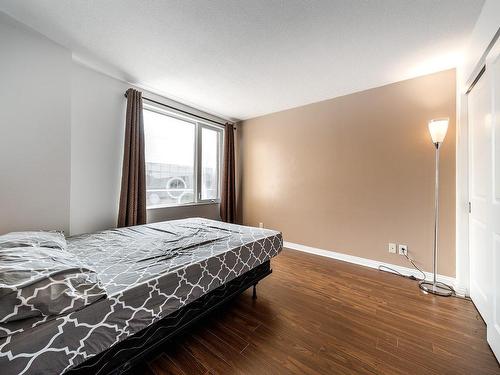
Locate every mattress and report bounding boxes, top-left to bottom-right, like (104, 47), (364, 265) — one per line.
(0, 218), (282, 375)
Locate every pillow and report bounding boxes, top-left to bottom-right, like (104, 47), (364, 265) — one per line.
(0, 246), (106, 323)
(0, 231), (67, 251)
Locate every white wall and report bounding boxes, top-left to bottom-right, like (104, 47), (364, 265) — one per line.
(70, 63), (221, 235)
(0, 12), (71, 234)
(147, 203), (220, 224)
(460, 0), (500, 85)
(70, 63), (127, 235)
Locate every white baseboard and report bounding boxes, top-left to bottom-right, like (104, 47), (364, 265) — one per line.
(283, 241), (467, 297)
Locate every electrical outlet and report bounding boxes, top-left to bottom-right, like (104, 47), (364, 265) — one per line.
(388, 243), (397, 254)
(259, 222), (264, 228)
(398, 244), (408, 256)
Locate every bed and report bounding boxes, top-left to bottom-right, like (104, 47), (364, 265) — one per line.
(0, 218), (282, 375)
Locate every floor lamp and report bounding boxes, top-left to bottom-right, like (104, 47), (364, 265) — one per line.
(419, 118), (453, 297)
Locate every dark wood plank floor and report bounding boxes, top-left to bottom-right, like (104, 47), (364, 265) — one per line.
(137, 249), (500, 375)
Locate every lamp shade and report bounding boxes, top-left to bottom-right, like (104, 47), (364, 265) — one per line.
(428, 118), (449, 144)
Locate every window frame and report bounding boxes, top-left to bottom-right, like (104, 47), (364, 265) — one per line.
(197, 123), (223, 204)
(143, 103), (224, 209)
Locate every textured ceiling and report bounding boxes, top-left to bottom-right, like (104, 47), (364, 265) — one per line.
(0, 0), (485, 120)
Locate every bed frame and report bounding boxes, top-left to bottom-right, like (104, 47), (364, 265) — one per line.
(67, 260), (272, 375)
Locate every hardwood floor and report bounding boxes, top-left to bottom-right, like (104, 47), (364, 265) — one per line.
(137, 249), (500, 375)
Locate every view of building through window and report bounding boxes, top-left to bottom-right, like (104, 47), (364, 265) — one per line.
(143, 108), (221, 208)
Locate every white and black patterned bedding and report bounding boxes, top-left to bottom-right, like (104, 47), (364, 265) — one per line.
(0, 218), (282, 375)
(0, 245), (106, 325)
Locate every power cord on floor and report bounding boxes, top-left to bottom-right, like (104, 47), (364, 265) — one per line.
(378, 252), (470, 300)
(377, 252), (425, 281)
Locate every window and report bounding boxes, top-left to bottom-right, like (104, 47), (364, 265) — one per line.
(143, 106), (223, 208)
(201, 127), (219, 200)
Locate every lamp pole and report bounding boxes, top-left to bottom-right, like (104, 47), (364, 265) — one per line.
(419, 123), (453, 297)
(433, 142), (439, 286)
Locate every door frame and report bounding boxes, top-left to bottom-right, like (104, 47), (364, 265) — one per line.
(456, 88), (470, 296)
(457, 29), (500, 296)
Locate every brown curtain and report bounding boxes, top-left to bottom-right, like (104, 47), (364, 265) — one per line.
(220, 123), (236, 223)
(117, 88), (147, 227)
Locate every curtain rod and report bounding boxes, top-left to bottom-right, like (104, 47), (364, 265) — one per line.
(124, 92), (232, 127)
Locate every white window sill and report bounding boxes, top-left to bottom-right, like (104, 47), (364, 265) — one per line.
(147, 201), (220, 210)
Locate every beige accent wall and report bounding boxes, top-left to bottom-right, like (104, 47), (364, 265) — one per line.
(240, 69), (456, 277)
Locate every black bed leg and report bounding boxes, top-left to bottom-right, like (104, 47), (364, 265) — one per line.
(252, 283), (257, 299)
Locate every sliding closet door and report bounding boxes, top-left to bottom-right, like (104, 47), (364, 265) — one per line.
(488, 40), (500, 359)
(468, 37), (500, 361)
(468, 66), (492, 325)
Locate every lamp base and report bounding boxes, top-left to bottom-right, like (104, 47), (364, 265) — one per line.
(419, 280), (453, 297)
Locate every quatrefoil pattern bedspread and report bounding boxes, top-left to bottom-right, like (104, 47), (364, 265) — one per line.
(0, 218), (282, 375)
